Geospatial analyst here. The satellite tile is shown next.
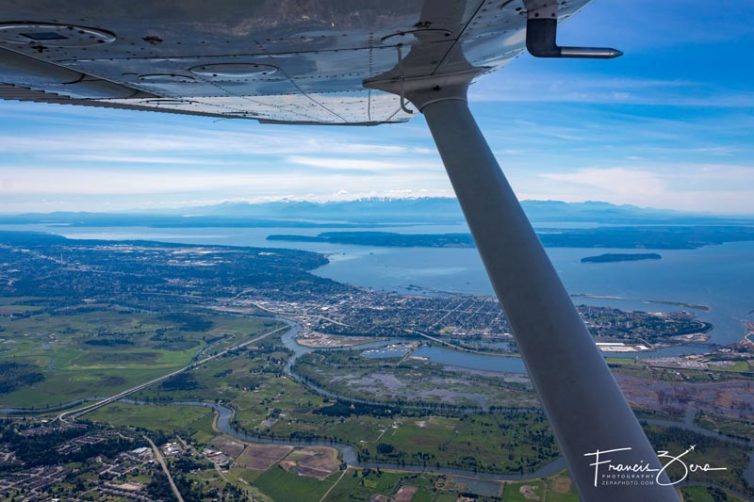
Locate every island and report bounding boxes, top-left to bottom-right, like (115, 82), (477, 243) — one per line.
(581, 253), (662, 263)
(267, 225), (754, 250)
(267, 231), (475, 248)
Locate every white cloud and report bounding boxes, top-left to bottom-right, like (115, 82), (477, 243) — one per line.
(0, 126), (426, 157)
(0, 165), (452, 201)
(540, 167), (664, 198)
(286, 155), (438, 172)
(469, 73), (754, 108)
(533, 165), (754, 213)
(55, 154), (213, 165)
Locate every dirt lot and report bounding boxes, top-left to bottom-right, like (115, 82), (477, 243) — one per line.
(282, 446), (339, 480)
(296, 332), (381, 348)
(210, 435), (246, 458)
(233, 444), (294, 471)
(393, 485), (418, 502)
(547, 474), (572, 494)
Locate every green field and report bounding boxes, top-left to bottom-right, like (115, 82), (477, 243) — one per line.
(541, 473), (580, 502)
(131, 332), (560, 475)
(254, 467), (452, 502)
(501, 474), (579, 502)
(681, 485), (748, 502)
(694, 413), (754, 441)
(0, 304), (279, 408)
(254, 465), (340, 502)
(645, 425), (754, 498)
(323, 469), (438, 502)
(710, 359), (753, 372)
(89, 402), (214, 438)
(502, 480), (545, 502)
(357, 413), (558, 473)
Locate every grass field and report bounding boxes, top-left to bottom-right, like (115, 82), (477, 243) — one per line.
(499, 476), (579, 502)
(694, 413), (754, 442)
(502, 480), (544, 502)
(0, 304), (44, 315)
(253, 465), (339, 502)
(542, 473), (580, 502)
(224, 374), (559, 474)
(131, 332), (560, 475)
(644, 424), (754, 498)
(88, 402), (214, 438)
(0, 305), (277, 408)
(323, 469), (437, 502)
(709, 359), (753, 372)
(254, 467), (449, 502)
(357, 413), (558, 473)
(681, 485), (748, 502)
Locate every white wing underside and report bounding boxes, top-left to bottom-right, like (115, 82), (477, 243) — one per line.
(0, 0), (587, 125)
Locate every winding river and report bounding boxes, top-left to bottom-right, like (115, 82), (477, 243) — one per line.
(2, 320), (752, 489)
(115, 397), (567, 482)
(196, 322), (754, 487)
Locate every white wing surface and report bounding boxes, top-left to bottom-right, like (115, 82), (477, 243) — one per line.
(0, 0), (586, 124)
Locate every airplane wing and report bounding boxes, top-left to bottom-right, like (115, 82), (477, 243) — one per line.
(0, 0), (584, 124)
(0, 2), (680, 501)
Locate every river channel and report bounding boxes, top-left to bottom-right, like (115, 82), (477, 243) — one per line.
(2, 320), (751, 489)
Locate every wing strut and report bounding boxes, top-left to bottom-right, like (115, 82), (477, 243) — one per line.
(369, 77), (679, 501)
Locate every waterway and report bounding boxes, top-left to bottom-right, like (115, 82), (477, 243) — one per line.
(2, 319), (751, 490)
(280, 320), (528, 379)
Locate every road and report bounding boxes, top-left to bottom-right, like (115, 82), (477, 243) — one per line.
(57, 323), (290, 421)
(409, 329), (508, 356)
(319, 468), (348, 502)
(145, 435), (185, 502)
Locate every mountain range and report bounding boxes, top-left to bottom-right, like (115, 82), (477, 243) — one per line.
(0, 198), (751, 228)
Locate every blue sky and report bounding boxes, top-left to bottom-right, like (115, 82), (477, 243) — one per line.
(1, 0), (753, 214)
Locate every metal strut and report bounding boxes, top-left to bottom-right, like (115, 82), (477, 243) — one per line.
(364, 7), (667, 495)
(402, 84), (678, 502)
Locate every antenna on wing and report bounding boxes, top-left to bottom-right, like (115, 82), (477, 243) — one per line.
(525, 0), (622, 58)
